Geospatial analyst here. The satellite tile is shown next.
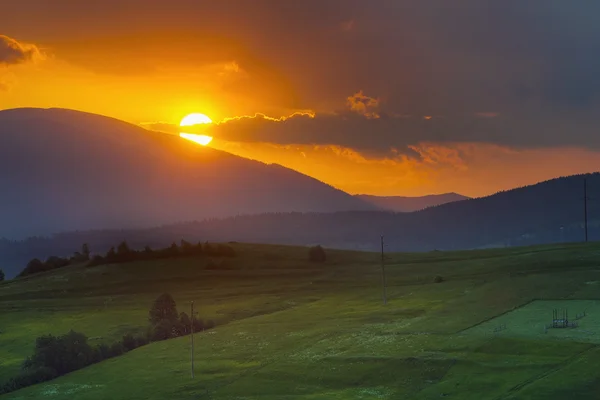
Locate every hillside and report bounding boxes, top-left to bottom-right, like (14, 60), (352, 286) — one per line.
(2, 173), (597, 278)
(3, 242), (600, 399)
(0, 108), (374, 240)
(356, 193), (469, 212)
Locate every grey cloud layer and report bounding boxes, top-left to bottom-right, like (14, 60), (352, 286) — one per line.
(5, 1), (600, 150)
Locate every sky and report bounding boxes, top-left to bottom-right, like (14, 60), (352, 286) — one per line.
(2, 0), (600, 197)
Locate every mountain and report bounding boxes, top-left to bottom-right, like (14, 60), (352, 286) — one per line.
(2, 173), (598, 278)
(355, 193), (470, 212)
(0, 108), (375, 240)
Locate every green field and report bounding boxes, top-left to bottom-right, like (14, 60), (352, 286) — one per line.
(2, 242), (600, 399)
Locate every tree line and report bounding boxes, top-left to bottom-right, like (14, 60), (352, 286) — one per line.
(0, 293), (214, 394)
(16, 240), (236, 278)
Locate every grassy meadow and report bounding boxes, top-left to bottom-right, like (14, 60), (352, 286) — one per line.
(2, 242), (600, 399)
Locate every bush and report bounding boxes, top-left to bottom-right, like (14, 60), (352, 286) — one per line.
(82, 243), (91, 260)
(26, 331), (93, 376)
(433, 275), (444, 283)
(45, 256), (70, 270)
(204, 243), (236, 257)
(87, 255), (105, 267)
(17, 258), (46, 277)
(116, 241), (135, 262)
(109, 342), (125, 357)
(149, 293), (178, 325)
(121, 333), (137, 351)
(216, 244), (236, 257)
(192, 317), (204, 332)
(205, 319), (216, 330)
(0, 269), (4, 282)
(151, 319), (176, 341)
(308, 245), (327, 263)
(91, 343), (112, 363)
(179, 312), (192, 335)
(105, 247), (117, 262)
(0, 367), (57, 394)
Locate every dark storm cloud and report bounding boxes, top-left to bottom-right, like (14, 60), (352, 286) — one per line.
(204, 112), (600, 156)
(0, 35), (41, 66)
(4, 1), (600, 150)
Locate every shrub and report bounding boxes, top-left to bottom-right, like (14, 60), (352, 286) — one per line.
(192, 317), (204, 332)
(134, 334), (149, 347)
(216, 244), (236, 257)
(87, 255), (105, 267)
(121, 333), (138, 351)
(105, 247), (117, 262)
(17, 258), (44, 277)
(179, 312), (192, 335)
(81, 243), (91, 260)
(149, 293), (178, 325)
(109, 342), (125, 357)
(45, 256), (70, 270)
(0, 367), (57, 394)
(26, 331), (93, 376)
(92, 343), (111, 363)
(151, 319), (176, 341)
(180, 239), (194, 254)
(433, 275), (444, 283)
(0, 269), (4, 282)
(308, 245), (327, 263)
(204, 319), (216, 330)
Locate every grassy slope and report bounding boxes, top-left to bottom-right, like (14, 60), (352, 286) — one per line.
(1, 242), (600, 399)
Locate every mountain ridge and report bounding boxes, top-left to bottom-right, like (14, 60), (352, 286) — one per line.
(355, 192), (470, 212)
(0, 107), (375, 240)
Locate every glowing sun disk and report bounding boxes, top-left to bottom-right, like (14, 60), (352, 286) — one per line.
(179, 113), (213, 146)
(180, 113), (212, 126)
(180, 133), (213, 146)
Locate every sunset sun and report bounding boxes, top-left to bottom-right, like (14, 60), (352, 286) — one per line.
(179, 113), (213, 146)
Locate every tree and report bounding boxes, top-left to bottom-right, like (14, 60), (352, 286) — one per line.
(149, 293), (178, 325)
(105, 247), (116, 262)
(180, 240), (193, 254)
(81, 243), (91, 260)
(179, 312), (192, 335)
(18, 258), (46, 277)
(0, 269), (4, 282)
(25, 331), (93, 376)
(45, 256), (70, 269)
(150, 319), (175, 341)
(116, 241), (134, 262)
(308, 245), (327, 262)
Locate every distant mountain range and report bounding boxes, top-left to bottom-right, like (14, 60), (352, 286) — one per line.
(1, 173), (598, 278)
(356, 193), (469, 212)
(0, 108), (375, 240)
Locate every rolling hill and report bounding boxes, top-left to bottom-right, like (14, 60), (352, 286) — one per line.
(0, 108), (375, 241)
(356, 193), (470, 212)
(3, 242), (600, 399)
(1, 173), (598, 278)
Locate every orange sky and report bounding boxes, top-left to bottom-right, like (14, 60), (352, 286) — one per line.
(2, 1), (600, 197)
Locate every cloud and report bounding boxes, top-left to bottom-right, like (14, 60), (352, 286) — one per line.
(201, 108), (600, 159)
(0, 35), (42, 66)
(8, 1), (600, 151)
(346, 91), (379, 118)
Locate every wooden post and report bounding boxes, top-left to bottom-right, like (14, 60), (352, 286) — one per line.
(191, 301), (194, 378)
(380, 235), (387, 305)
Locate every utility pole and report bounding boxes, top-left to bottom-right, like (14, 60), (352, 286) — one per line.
(380, 235), (387, 305)
(190, 301), (195, 378)
(584, 178), (589, 243)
